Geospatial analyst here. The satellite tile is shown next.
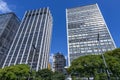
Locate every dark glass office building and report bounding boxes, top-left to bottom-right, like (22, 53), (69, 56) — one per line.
(66, 4), (116, 66)
(2, 8), (53, 71)
(0, 13), (20, 67)
(53, 52), (66, 73)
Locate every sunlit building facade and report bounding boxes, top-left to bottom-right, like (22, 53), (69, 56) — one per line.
(0, 13), (20, 67)
(66, 4), (116, 66)
(2, 8), (53, 71)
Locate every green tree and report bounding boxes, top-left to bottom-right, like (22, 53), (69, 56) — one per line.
(0, 64), (30, 80)
(68, 48), (120, 80)
(36, 69), (53, 80)
(68, 55), (105, 79)
(36, 69), (66, 80)
(52, 72), (65, 80)
(104, 48), (120, 79)
(0, 65), (66, 80)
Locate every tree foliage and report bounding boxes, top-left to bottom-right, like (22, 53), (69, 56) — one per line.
(36, 69), (53, 80)
(0, 64), (30, 80)
(68, 48), (120, 80)
(36, 69), (65, 80)
(0, 64), (65, 80)
(52, 71), (65, 80)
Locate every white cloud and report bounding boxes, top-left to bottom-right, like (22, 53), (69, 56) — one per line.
(0, 0), (11, 13)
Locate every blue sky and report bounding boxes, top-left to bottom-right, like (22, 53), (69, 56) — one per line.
(0, 0), (120, 60)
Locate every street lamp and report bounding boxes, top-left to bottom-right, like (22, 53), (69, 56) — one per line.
(28, 44), (37, 80)
(97, 33), (111, 80)
(0, 46), (8, 68)
(30, 44), (37, 70)
(0, 52), (4, 66)
(64, 66), (72, 80)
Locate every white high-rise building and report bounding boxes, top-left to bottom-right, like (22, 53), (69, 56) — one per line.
(66, 4), (116, 66)
(3, 8), (53, 71)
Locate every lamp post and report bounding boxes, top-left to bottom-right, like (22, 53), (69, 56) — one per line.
(28, 44), (37, 80)
(64, 66), (72, 80)
(0, 52), (4, 67)
(30, 44), (37, 70)
(0, 46), (8, 68)
(97, 33), (111, 80)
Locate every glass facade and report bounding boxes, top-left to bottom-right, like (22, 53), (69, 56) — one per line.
(66, 4), (116, 66)
(0, 13), (20, 68)
(2, 8), (53, 71)
(53, 52), (66, 73)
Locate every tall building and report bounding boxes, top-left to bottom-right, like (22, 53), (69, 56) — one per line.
(0, 13), (20, 67)
(53, 52), (66, 73)
(66, 4), (116, 66)
(2, 8), (53, 71)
